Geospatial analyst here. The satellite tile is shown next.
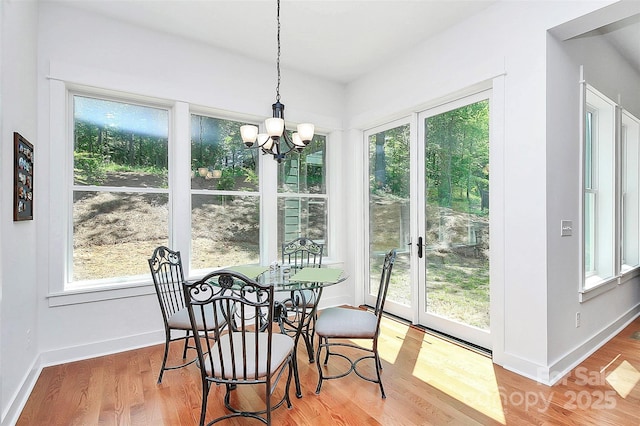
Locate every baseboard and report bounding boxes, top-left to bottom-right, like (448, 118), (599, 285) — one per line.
(1, 330), (164, 426)
(1, 355), (41, 426)
(39, 330), (164, 368)
(546, 305), (640, 385)
(315, 294), (351, 310)
(499, 305), (640, 386)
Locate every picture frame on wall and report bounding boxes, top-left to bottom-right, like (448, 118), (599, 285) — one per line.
(14, 132), (34, 221)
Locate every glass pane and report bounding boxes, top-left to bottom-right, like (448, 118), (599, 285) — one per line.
(584, 192), (596, 273)
(585, 111), (593, 189)
(191, 194), (260, 269)
(424, 100), (490, 330)
(73, 191), (168, 282)
(191, 115), (259, 191)
(621, 113), (640, 270)
(278, 135), (326, 194)
(278, 197), (327, 249)
(584, 87), (616, 286)
(368, 124), (411, 305)
(73, 96), (168, 187)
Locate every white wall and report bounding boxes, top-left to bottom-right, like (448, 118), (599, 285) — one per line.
(546, 13), (640, 378)
(344, 0), (625, 382)
(4, 0), (639, 422)
(0, 0), (39, 423)
(34, 0), (346, 366)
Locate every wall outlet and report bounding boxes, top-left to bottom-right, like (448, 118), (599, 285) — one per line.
(575, 312), (581, 328)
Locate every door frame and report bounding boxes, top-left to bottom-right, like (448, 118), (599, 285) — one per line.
(363, 85), (499, 352)
(416, 89), (492, 350)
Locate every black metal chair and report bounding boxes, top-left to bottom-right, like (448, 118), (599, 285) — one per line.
(147, 246), (197, 383)
(280, 237), (324, 362)
(148, 246), (225, 384)
(314, 249), (397, 398)
(184, 270), (295, 426)
(282, 237), (324, 270)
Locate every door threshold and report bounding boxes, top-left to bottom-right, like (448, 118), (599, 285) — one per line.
(361, 305), (492, 358)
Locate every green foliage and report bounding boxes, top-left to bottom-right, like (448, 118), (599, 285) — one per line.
(425, 101), (489, 211)
(369, 124), (410, 198)
(74, 151), (106, 185)
(216, 171), (236, 190)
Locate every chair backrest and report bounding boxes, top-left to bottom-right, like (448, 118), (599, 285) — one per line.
(148, 246), (186, 325)
(183, 270), (276, 381)
(282, 237), (324, 269)
(373, 249), (397, 331)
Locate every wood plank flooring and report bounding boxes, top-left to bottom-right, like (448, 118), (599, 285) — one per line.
(16, 315), (640, 425)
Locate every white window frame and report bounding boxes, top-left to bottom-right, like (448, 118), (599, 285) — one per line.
(580, 83), (640, 301)
(67, 91), (173, 290)
(47, 80), (334, 306)
(621, 110), (640, 274)
(581, 84), (616, 295)
(276, 134), (329, 255)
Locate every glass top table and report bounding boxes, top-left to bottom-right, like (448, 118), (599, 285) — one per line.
(216, 264), (347, 397)
(227, 264), (346, 290)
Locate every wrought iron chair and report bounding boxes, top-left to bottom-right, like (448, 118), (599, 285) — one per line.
(280, 237), (324, 362)
(184, 270), (295, 426)
(148, 246), (225, 384)
(314, 249), (397, 398)
(282, 237), (324, 270)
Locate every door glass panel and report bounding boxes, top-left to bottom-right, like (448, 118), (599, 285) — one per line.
(368, 124), (411, 305)
(424, 100), (490, 330)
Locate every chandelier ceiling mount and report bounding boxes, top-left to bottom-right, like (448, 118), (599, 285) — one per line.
(240, 0), (315, 163)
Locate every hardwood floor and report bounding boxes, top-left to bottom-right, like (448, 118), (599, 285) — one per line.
(16, 315), (640, 425)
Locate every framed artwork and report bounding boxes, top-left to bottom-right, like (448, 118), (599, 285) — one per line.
(14, 132), (33, 221)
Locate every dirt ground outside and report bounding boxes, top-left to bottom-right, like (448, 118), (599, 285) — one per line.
(74, 171), (489, 330)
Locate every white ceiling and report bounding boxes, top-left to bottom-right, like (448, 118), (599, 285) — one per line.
(57, 1), (639, 83)
(59, 0), (497, 84)
(594, 14), (640, 74)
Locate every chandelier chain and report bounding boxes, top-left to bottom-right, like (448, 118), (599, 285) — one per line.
(276, 0), (281, 102)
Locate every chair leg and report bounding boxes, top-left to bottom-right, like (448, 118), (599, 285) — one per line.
(284, 357), (294, 408)
(300, 324), (315, 363)
(182, 329), (191, 359)
(265, 374), (275, 426)
(199, 379), (211, 426)
(322, 336), (330, 365)
(315, 338), (325, 394)
(157, 330), (171, 384)
(375, 353), (386, 399)
(373, 341), (386, 399)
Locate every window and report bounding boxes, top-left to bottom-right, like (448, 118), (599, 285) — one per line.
(621, 110), (640, 272)
(582, 84), (639, 294)
(71, 95), (169, 287)
(277, 135), (328, 251)
(64, 88), (331, 294)
(583, 86), (616, 289)
(190, 114), (260, 271)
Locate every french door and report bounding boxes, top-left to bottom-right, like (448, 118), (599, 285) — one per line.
(366, 90), (491, 350)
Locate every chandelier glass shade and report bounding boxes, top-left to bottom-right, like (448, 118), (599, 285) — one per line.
(240, 0), (314, 163)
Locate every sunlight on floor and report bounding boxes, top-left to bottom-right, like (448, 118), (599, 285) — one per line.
(605, 358), (640, 398)
(377, 319), (507, 424)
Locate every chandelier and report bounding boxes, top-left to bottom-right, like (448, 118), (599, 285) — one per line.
(240, 0), (314, 163)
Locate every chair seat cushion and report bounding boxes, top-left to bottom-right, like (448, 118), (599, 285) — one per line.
(204, 333), (294, 379)
(168, 304), (224, 331)
(315, 307), (377, 338)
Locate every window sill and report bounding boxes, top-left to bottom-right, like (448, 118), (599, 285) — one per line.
(48, 280), (155, 307)
(580, 276), (618, 302)
(619, 266), (640, 284)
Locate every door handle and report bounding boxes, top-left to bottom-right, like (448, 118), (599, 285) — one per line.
(418, 236), (423, 258)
